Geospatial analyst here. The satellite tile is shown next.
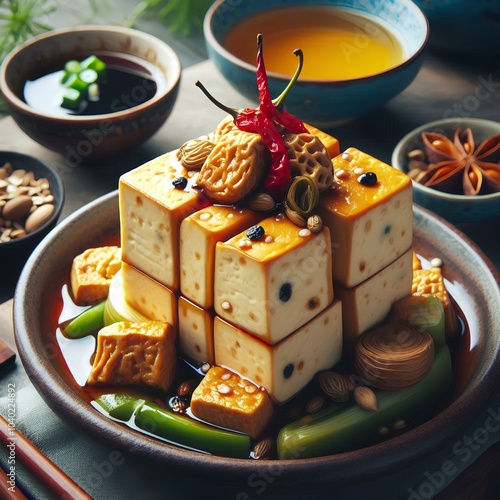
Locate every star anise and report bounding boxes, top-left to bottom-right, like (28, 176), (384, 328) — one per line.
(413, 127), (500, 195)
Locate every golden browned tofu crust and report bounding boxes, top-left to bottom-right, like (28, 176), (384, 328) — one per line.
(87, 321), (177, 392)
(71, 246), (121, 305)
(412, 267), (457, 334)
(190, 366), (274, 439)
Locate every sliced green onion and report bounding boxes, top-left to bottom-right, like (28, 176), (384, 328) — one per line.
(61, 87), (82, 110)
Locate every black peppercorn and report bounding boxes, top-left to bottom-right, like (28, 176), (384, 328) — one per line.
(246, 225), (265, 240)
(279, 282), (292, 302)
(283, 363), (294, 379)
(172, 176), (188, 189)
(358, 172), (377, 186)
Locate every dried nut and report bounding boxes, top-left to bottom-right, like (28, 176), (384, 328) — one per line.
(285, 204), (306, 228)
(307, 214), (323, 233)
(284, 133), (334, 191)
(247, 192), (275, 212)
(353, 386), (378, 412)
(177, 138), (215, 170)
(171, 397), (187, 413)
(25, 203), (55, 233)
(197, 129), (269, 204)
(2, 195), (33, 220)
(305, 395), (326, 414)
(393, 419), (407, 430)
(177, 380), (195, 397)
(252, 437), (273, 459)
(407, 149), (426, 162)
(318, 371), (350, 403)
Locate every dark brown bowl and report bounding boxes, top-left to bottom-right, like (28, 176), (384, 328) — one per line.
(12, 191), (500, 496)
(0, 26), (181, 165)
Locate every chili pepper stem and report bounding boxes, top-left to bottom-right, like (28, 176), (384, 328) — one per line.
(273, 48), (304, 110)
(195, 80), (238, 118)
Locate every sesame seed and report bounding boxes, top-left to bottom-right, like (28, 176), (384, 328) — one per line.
(217, 383), (232, 395)
(341, 152), (352, 161)
(221, 301), (232, 311)
(238, 238), (252, 249)
(353, 167), (365, 175)
(221, 371), (232, 380)
(265, 235), (274, 243)
(245, 384), (257, 393)
(199, 212), (211, 221)
(298, 228), (311, 237)
(335, 169), (349, 180)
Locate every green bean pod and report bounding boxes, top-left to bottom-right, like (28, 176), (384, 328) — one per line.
(63, 300), (106, 339)
(277, 345), (452, 459)
(135, 402), (251, 458)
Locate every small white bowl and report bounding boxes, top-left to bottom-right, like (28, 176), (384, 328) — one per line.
(392, 118), (500, 224)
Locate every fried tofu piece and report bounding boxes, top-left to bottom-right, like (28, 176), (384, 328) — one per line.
(71, 246), (121, 305)
(412, 267), (457, 334)
(87, 321), (177, 392)
(190, 366), (274, 439)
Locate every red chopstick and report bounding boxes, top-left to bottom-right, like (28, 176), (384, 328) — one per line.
(0, 415), (92, 499)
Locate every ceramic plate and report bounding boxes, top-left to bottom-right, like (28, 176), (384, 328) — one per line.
(13, 191), (500, 494)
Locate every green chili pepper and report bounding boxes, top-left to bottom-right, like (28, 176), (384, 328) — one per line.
(94, 393), (146, 421)
(63, 300), (106, 339)
(135, 402), (251, 458)
(277, 345), (452, 459)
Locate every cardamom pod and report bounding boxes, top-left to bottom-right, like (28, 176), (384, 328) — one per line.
(318, 371), (350, 403)
(353, 386), (378, 412)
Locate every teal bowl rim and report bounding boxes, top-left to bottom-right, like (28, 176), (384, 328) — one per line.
(391, 117), (500, 203)
(204, 0), (429, 86)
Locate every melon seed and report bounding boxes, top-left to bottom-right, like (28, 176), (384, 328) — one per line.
(25, 204), (55, 233)
(2, 195), (33, 220)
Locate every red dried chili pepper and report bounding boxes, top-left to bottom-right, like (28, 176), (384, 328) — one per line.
(256, 34), (308, 135)
(195, 81), (290, 200)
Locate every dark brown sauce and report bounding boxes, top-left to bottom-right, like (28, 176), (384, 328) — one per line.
(23, 51), (161, 117)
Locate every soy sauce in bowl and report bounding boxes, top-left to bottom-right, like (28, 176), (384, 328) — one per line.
(23, 51), (160, 117)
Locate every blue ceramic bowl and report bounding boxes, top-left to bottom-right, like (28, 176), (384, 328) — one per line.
(391, 118), (500, 224)
(204, 0), (428, 127)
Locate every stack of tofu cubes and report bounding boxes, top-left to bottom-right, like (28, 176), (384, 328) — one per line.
(118, 141), (413, 404)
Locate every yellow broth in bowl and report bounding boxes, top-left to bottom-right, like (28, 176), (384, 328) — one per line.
(223, 6), (404, 80)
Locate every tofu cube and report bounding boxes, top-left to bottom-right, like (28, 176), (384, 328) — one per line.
(180, 205), (262, 308)
(190, 366), (274, 439)
(119, 151), (207, 290)
(214, 300), (343, 403)
(71, 245), (121, 305)
(121, 262), (178, 328)
(412, 267), (457, 334)
(178, 296), (214, 364)
(318, 148), (413, 288)
(87, 321), (177, 392)
(214, 215), (333, 345)
(335, 248), (413, 353)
